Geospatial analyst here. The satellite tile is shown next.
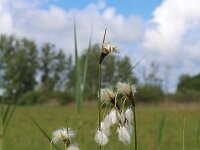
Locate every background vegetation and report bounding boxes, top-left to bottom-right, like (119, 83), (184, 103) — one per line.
(0, 32), (200, 150)
(1, 34), (200, 105)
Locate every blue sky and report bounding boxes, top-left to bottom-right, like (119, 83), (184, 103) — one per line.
(0, 0), (200, 92)
(50, 0), (162, 19)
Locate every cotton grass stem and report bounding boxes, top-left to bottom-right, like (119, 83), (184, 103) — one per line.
(64, 143), (67, 150)
(98, 64), (102, 127)
(0, 134), (3, 150)
(50, 142), (53, 150)
(133, 106), (137, 150)
(97, 28), (107, 150)
(98, 64), (102, 150)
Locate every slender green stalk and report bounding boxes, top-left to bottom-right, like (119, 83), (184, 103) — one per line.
(97, 28), (107, 150)
(157, 115), (166, 150)
(183, 116), (186, 150)
(50, 142), (53, 150)
(98, 64), (102, 150)
(98, 65), (102, 127)
(197, 119), (200, 149)
(31, 117), (59, 150)
(0, 129), (3, 150)
(64, 143), (67, 150)
(133, 106), (137, 150)
(0, 91), (4, 150)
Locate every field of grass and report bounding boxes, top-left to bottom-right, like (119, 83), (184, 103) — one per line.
(4, 103), (200, 150)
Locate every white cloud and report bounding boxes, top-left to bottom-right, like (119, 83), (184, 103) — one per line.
(143, 0), (200, 60)
(0, 0), (142, 55)
(0, 0), (13, 33)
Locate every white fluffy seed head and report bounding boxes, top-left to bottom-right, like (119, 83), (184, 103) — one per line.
(125, 107), (133, 123)
(116, 82), (136, 96)
(117, 112), (126, 124)
(100, 120), (111, 136)
(108, 109), (119, 125)
(125, 122), (133, 135)
(117, 125), (131, 145)
(102, 43), (118, 54)
(68, 144), (80, 150)
(95, 129), (109, 146)
(102, 114), (112, 127)
(100, 88), (115, 103)
(52, 128), (75, 144)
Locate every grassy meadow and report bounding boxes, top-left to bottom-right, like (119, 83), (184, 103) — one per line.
(4, 102), (200, 150)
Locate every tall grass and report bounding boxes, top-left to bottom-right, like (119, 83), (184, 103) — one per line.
(74, 21), (82, 116)
(0, 95), (16, 150)
(73, 20), (93, 116)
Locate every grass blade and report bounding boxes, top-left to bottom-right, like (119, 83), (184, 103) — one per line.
(3, 105), (16, 132)
(182, 116), (186, 150)
(2, 105), (11, 124)
(31, 117), (59, 150)
(74, 20), (82, 115)
(157, 115), (166, 149)
(31, 117), (51, 141)
(82, 25), (93, 93)
(197, 119), (200, 149)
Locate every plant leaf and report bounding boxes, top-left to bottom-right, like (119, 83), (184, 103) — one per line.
(74, 19), (82, 115)
(31, 117), (59, 150)
(81, 25), (93, 98)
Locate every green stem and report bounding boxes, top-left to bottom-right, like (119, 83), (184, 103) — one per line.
(64, 143), (67, 150)
(183, 116), (186, 150)
(98, 64), (102, 150)
(0, 136), (3, 150)
(50, 142), (53, 150)
(0, 114), (3, 150)
(133, 106), (137, 150)
(98, 28), (106, 150)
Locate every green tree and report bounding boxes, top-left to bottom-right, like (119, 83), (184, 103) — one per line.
(176, 74), (200, 91)
(0, 35), (38, 101)
(138, 60), (164, 102)
(65, 55), (74, 93)
(39, 43), (56, 87)
(53, 50), (67, 91)
(39, 43), (68, 98)
(175, 74), (200, 101)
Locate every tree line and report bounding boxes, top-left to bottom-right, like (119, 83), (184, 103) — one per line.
(0, 34), (199, 105)
(0, 35), (137, 104)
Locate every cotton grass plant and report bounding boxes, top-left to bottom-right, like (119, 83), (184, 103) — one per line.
(95, 29), (138, 150)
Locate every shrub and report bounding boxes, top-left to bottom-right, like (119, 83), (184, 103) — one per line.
(173, 89), (200, 102)
(136, 85), (164, 102)
(19, 90), (40, 105)
(18, 90), (74, 105)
